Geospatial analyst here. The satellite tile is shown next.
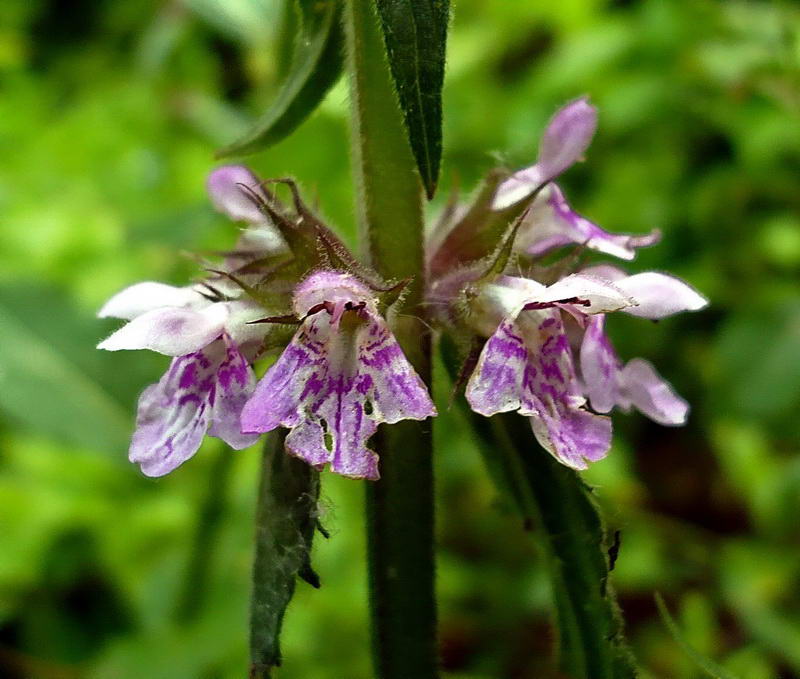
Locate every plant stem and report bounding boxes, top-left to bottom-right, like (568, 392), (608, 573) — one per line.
(344, 1), (437, 677)
(438, 337), (635, 677)
(473, 410), (636, 678)
(250, 432), (321, 679)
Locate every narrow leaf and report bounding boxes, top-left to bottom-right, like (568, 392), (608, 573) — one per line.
(217, 0), (343, 158)
(655, 593), (740, 679)
(250, 432), (321, 677)
(440, 337), (637, 678)
(374, 0), (449, 198)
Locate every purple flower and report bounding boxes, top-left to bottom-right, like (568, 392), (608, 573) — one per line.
(465, 274), (635, 469)
(208, 165), (274, 230)
(240, 271), (436, 480)
(98, 286), (266, 476)
(492, 97), (598, 210)
(516, 184), (660, 261)
(94, 166), (290, 476)
(463, 265), (707, 468)
(578, 265), (708, 425)
(206, 165), (289, 294)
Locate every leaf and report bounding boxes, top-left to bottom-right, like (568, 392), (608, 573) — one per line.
(0, 282), (150, 454)
(439, 337), (637, 678)
(216, 0), (344, 158)
(655, 593), (741, 679)
(374, 0), (449, 198)
(250, 432), (322, 676)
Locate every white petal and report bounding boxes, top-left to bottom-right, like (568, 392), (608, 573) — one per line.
(492, 168), (549, 211)
(224, 300), (273, 348)
(616, 272), (708, 319)
(98, 304), (228, 356)
(539, 274), (635, 314)
(98, 282), (207, 320)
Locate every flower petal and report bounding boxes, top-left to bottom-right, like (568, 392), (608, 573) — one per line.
(520, 184), (660, 260)
(206, 335), (260, 449)
(529, 405), (612, 470)
(129, 337), (258, 476)
(618, 358), (689, 425)
(207, 165), (268, 224)
(540, 273), (635, 314)
(615, 272), (708, 319)
(98, 304), (228, 356)
(579, 264), (628, 282)
(492, 97), (598, 210)
(98, 282), (206, 320)
(579, 315), (619, 413)
(241, 308), (434, 480)
(467, 306), (611, 469)
(129, 351), (216, 476)
(357, 315), (437, 424)
(464, 317), (528, 416)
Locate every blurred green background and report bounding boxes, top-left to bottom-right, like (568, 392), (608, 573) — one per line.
(1, 0), (799, 677)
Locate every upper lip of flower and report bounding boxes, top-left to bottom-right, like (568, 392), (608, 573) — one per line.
(491, 96), (598, 211)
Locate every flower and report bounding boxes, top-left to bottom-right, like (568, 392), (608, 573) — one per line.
(464, 273), (635, 469)
(205, 165), (289, 294)
(492, 97), (597, 211)
(95, 165), (285, 476)
(98, 285), (266, 476)
(515, 183), (660, 261)
(578, 265), (708, 425)
(240, 271), (436, 480)
(463, 265), (707, 468)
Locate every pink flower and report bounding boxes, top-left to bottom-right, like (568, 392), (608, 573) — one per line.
(241, 272), (436, 479)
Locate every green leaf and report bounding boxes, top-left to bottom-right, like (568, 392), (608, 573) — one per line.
(250, 432), (322, 677)
(440, 337), (637, 678)
(655, 593), (740, 679)
(216, 0), (344, 158)
(373, 0), (449, 199)
(0, 283), (142, 454)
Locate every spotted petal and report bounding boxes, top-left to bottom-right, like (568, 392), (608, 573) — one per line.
(241, 309), (435, 480)
(467, 307), (611, 469)
(129, 335), (258, 477)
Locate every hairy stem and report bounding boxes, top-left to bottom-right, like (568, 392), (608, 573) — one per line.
(344, 1), (437, 677)
(250, 432), (321, 678)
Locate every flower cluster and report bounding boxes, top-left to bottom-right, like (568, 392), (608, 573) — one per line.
(99, 97), (706, 479)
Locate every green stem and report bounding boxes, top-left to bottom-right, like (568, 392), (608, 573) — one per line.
(440, 336), (635, 677)
(250, 432), (321, 679)
(474, 412), (636, 678)
(344, 1), (437, 677)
